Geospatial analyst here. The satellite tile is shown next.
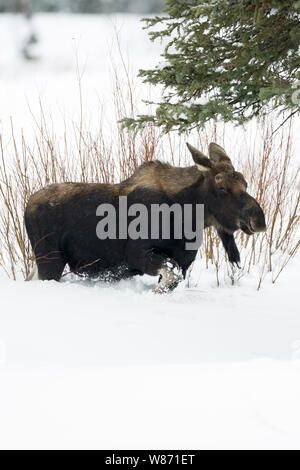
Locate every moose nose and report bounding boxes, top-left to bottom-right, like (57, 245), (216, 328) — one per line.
(250, 208), (266, 233)
(250, 219), (266, 232)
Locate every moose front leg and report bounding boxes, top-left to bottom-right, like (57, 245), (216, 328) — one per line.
(153, 257), (183, 294)
(217, 229), (241, 268)
(126, 245), (183, 293)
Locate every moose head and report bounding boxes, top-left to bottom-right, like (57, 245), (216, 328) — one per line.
(187, 142), (266, 236)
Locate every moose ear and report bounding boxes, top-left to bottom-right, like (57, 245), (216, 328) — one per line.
(208, 142), (234, 168)
(186, 143), (212, 172)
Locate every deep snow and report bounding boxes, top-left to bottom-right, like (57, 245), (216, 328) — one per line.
(0, 260), (299, 449)
(0, 13), (299, 450)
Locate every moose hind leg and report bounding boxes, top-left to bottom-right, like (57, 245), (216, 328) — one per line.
(36, 257), (66, 281)
(32, 238), (66, 281)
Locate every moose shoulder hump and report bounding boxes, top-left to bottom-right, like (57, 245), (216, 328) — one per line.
(119, 160), (202, 196)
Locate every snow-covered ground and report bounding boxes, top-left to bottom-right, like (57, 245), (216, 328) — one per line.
(0, 13), (299, 450)
(1, 262), (300, 450)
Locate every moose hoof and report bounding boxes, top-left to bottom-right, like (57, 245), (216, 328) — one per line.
(231, 261), (241, 269)
(152, 259), (183, 294)
(152, 279), (181, 294)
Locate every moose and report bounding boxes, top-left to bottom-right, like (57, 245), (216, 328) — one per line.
(25, 143), (266, 292)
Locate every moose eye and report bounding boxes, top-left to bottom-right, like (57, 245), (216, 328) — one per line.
(215, 174), (223, 183)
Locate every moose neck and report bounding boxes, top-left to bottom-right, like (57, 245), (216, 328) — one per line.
(171, 170), (215, 229)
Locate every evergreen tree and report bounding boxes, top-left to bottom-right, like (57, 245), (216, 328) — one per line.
(123, 0), (300, 133)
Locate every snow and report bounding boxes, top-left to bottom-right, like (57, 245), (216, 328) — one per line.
(156, 60), (171, 70)
(2, 362), (300, 450)
(0, 13), (161, 137)
(0, 260), (300, 449)
(0, 13), (299, 450)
